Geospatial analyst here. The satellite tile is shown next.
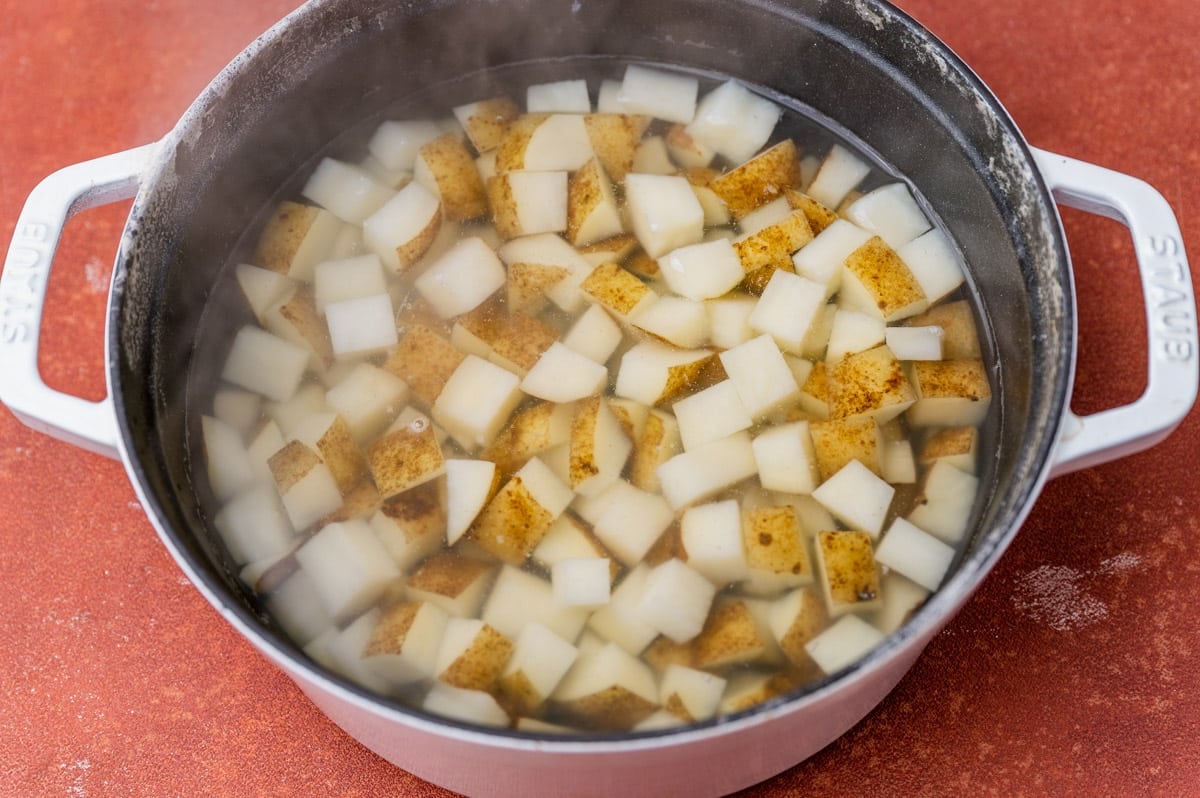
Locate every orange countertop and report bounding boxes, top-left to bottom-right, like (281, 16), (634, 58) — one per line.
(2, 1), (1197, 795)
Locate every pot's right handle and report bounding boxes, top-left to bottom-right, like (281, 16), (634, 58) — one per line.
(0, 144), (158, 460)
(1032, 148), (1198, 477)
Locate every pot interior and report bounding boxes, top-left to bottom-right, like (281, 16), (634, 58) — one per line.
(112, 0), (1070, 735)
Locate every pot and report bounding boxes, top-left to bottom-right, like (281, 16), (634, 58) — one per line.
(1, 0), (1195, 795)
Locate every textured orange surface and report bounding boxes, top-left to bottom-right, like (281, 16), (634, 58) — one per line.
(1, 0), (1197, 795)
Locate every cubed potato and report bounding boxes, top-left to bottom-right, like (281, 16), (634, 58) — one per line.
(751, 420), (819, 495)
(631, 295), (708, 349)
(709, 139), (803, 219)
(825, 309), (886, 364)
(841, 183), (931, 249)
(214, 483), (296, 566)
(840, 236), (929, 322)
(791, 218), (874, 298)
(674, 380), (753, 452)
(747, 269), (827, 354)
(827, 344), (916, 423)
(706, 294), (758, 349)
(268, 440), (344, 531)
(741, 505), (814, 594)
(533, 514), (617, 579)
(614, 340), (720, 407)
(919, 426), (978, 473)
(498, 232), (595, 313)
(289, 412), (367, 496)
(804, 613), (885, 675)
(552, 307), (620, 370)
(582, 113), (649, 181)
(719, 334), (801, 419)
(263, 568), (334, 646)
(566, 157), (624, 247)
(552, 641), (660, 731)
(526, 79), (590, 113)
(414, 133), (488, 221)
(815, 530), (881, 615)
(897, 228), (964, 304)
(637, 558), (717, 643)
(631, 134), (678, 174)
(496, 113), (595, 173)
(325, 293), (398, 357)
(236, 263), (296, 324)
(301, 158), (396, 224)
(805, 144), (871, 210)
(468, 456), (573, 564)
(452, 97), (522, 153)
(366, 410), (445, 498)
(495, 622), (580, 715)
(245, 420), (286, 485)
(488, 170), (568, 239)
(665, 124), (715, 169)
(312, 254), (388, 315)
(479, 400), (574, 476)
(784, 188), (839, 235)
(625, 173), (706, 259)
(552, 557), (612, 609)
(253, 201), (345, 282)
(628, 408), (682, 493)
(767, 587), (829, 668)
(875, 517), (955, 592)
(680, 499), (748, 585)
(323, 609), (393, 693)
(733, 211), (815, 281)
(885, 325), (944, 361)
(222, 325), (310, 402)
(443, 458), (499, 545)
(586, 564), (659, 655)
(358, 152), (411, 189)
(368, 119), (443, 171)
(520, 342), (610, 403)
(580, 261), (658, 321)
(685, 79), (781, 164)
(361, 181), (443, 272)
(907, 359), (992, 427)
(358, 601), (449, 688)
(405, 551), (497, 618)
(907, 300), (981, 360)
(368, 482), (445, 571)
(587, 480), (675, 566)
(809, 415), (884, 480)
(202, 415), (255, 502)
(433, 617), (514, 691)
(907, 460), (979, 544)
(212, 387), (262, 439)
(871, 571), (931, 635)
(414, 236), (506, 319)
(481, 565), (590, 643)
(505, 260), (570, 315)
(656, 431), (758, 510)
(382, 324), (466, 408)
(616, 64), (698, 124)
(577, 232), (640, 268)
(264, 382), (328, 437)
(423, 684), (511, 727)
(295, 519), (401, 621)
(811, 459), (895, 538)
(432, 355), (522, 451)
(738, 197), (791, 237)
(691, 599), (773, 669)
(568, 397), (633, 497)
(658, 238), (746, 301)
(452, 303), (558, 376)
(262, 287), (335, 370)
(324, 363), (409, 444)
(660, 664), (727, 722)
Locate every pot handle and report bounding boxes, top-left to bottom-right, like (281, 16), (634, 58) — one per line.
(0, 143), (158, 461)
(1032, 148), (1198, 477)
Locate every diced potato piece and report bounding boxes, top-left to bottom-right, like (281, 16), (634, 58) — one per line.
(686, 79), (781, 164)
(815, 530), (881, 615)
(488, 171), (568, 239)
(498, 232), (594, 313)
(414, 133), (488, 221)
(752, 420), (819, 495)
(358, 152), (411, 189)
(452, 97), (521, 153)
(625, 174), (706, 259)
(324, 609), (393, 693)
(588, 480), (675, 566)
(907, 460), (979, 544)
(526, 79), (590, 113)
(481, 565), (590, 642)
(811, 460), (895, 538)
(691, 599), (773, 669)
(907, 300), (981, 360)
(674, 380), (752, 452)
(692, 184), (732, 227)
(665, 124), (715, 169)
(791, 218), (873, 297)
(767, 587), (829, 668)
(907, 359), (992, 427)
(629, 408), (682, 493)
(680, 499), (748, 585)
(236, 263), (296, 323)
(423, 684), (511, 727)
(885, 325), (944, 361)
(324, 363), (409, 444)
(883, 437), (918, 483)
(566, 158), (624, 247)
(840, 236), (929, 322)
(253, 202), (345, 281)
(784, 188), (839, 235)
(631, 295), (708, 349)
(876, 517), (955, 592)
(295, 519), (401, 621)
(202, 415), (255, 502)
(804, 613), (885, 674)
(533, 514), (616, 577)
(212, 388), (261, 439)
(741, 505), (813, 594)
(433, 617), (514, 690)
(222, 325), (310, 402)
(616, 64), (698, 124)
(739, 197), (791, 237)
(405, 551), (497, 619)
(552, 557), (612, 609)
(326, 293), (398, 357)
(920, 426), (978, 473)
(495, 622), (579, 715)
(706, 294), (758, 349)
(805, 144), (871, 209)
(733, 211), (814, 280)
(568, 397), (633, 497)
(268, 440), (344, 531)
(719, 334), (800, 419)
(577, 232), (640, 267)
(582, 113), (648, 181)
(520, 342), (609, 403)
(383, 324), (465, 408)
(301, 158), (395, 224)
(506, 260), (570, 315)
(479, 400), (574, 475)
(245, 420), (286, 485)
(580, 261), (657, 321)
(361, 181), (443, 272)
(658, 238), (745, 301)
(496, 113), (595, 173)
(289, 412), (367, 496)
(809, 415), (883, 480)
(897, 228), (964, 304)
(262, 287), (335, 370)
(841, 183), (931, 248)
(214, 483), (295, 566)
(827, 344), (916, 423)
(825, 309), (886, 364)
(453, 304), (559, 376)
(433, 355), (522, 451)
(263, 382), (327, 437)
(264, 568), (334, 646)
(443, 458), (499, 545)
(312, 254), (388, 315)
(632, 135), (676, 175)
(660, 664), (727, 722)
(357, 601), (449, 687)
(369, 482), (444, 571)
(709, 139), (803, 218)
(366, 410), (445, 498)
(871, 571), (931, 635)
(553, 641), (660, 731)
(748, 269), (827, 354)
(587, 564), (659, 655)
(468, 456), (573, 564)
(614, 340), (719, 407)
(657, 431), (758, 510)
(414, 236), (506, 319)
(368, 119), (443, 171)
(637, 558), (717, 644)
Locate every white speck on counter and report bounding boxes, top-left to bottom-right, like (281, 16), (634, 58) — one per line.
(84, 256), (109, 294)
(1011, 565), (1108, 632)
(1098, 552), (1143, 575)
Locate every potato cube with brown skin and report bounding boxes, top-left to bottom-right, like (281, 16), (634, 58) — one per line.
(577, 233), (640, 269)
(733, 210), (815, 279)
(791, 219), (874, 298)
(495, 622), (580, 716)
(323, 363), (409, 445)
(552, 641), (660, 731)
(452, 97), (521, 153)
(481, 565), (591, 643)
(414, 236), (507, 320)
(487, 171), (568, 240)
(580, 261), (658, 321)
(809, 415), (884, 481)
(614, 340), (721, 407)
(368, 481), (445, 572)
(907, 359), (992, 427)
(562, 303), (625, 365)
(811, 459), (895, 538)
(897, 228), (965, 304)
(452, 303), (559, 377)
(253, 201), (345, 282)
(325, 610), (400, 693)
(628, 408), (682, 494)
(589, 480), (676, 567)
(443, 459), (499, 546)
(920, 425), (979, 474)
(767, 587), (829, 669)
(907, 460), (980, 544)
(656, 431), (759, 510)
(582, 113), (649, 182)
(906, 300), (981, 359)
(784, 189), (839, 235)
(827, 344), (916, 423)
(468, 456), (573, 565)
(691, 599), (774, 670)
(586, 564), (659, 655)
(569, 397), (633, 497)
(685, 79), (782, 165)
(806, 144), (871, 210)
(479, 401), (574, 476)
(361, 601), (450, 687)
(505, 260), (570, 315)
(269, 440), (344, 532)
(567, 158), (624, 247)
(414, 133), (488, 221)
(751, 420), (819, 496)
(261, 287), (335, 370)
(361, 181), (443, 273)
(366, 410), (445, 499)
(804, 613), (885, 675)
(236, 263), (296, 325)
(383, 325), (466, 408)
(498, 232), (595, 313)
(288, 412), (367, 496)
(709, 139), (804, 219)
(660, 664), (727, 722)
(295, 519), (401, 622)
(433, 617), (514, 691)
(423, 684), (511, 728)
(718, 670), (803, 715)
(741, 505), (814, 595)
(405, 551), (497, 619)
(665, 124), (715, 169)
(433, 355), (523, 452)
(815, 530), (882, 616)
(495, 113), (595, 174)
(840, 236), (929, 322)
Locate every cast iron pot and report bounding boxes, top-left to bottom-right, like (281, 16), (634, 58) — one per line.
(1, 0), (1196, 795)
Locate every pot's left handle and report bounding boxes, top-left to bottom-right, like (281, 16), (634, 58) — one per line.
(0, 144), (158, 460)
